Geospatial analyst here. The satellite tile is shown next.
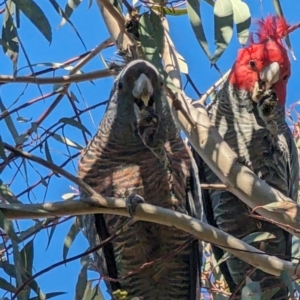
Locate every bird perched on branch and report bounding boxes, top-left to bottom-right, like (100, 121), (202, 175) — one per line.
(192, 15), (299, 299)
(78, 59), (202, 299)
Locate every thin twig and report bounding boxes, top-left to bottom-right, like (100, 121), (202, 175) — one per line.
(0, 68), (116, 85)
(200, 183), (227, 190)
(194, 69), (231, 105)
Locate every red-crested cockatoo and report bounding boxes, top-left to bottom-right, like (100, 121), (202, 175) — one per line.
(193, 15), (299, 299)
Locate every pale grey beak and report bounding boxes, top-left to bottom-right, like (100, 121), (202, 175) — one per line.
(259, 62), (280, 90)
(132, 73), (153, 106)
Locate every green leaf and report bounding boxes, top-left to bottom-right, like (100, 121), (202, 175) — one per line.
(217, 232), (275, 266)
(52, 133), (83, 150)
(187, 0), (212, 60)
(151, 6), (187, 16)
(20, 239), (34, 276)
(272, 0), (296, 60)
(0, 136), (7, 162)
(17, 116), (32, 123)
(82, 282), (105, 300)
(0, 277), (17, 293)
(45, 221), (58, 251)
(2, 1), (19, 71)
(280, 270), (294, 297)
(29, 292), (67, 300)
(212, 0), (234, 64)
(261, 202), (290, 213)
(63, 219), (80, 260)
(138, 12), (164, 72)
(44, 140), (53, 164)
(231, 0), (251, 45)
(0, 180), (20, 204)
(241, 279), (261, 300)
(261, 287), (280, 299)
(241, 232), (275, 245)
(59, 117), (92, 137)
(11, 0), (52, 43)
(0, 210), (19, 241)
(149, 11), (165, 57)
(75, 265), (88, 300)
(0, 97), (20, 144)
(62, 193), (77, 200)
(59, 0), (83, 27)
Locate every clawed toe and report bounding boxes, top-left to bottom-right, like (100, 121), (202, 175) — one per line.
(126, 194), (145, 218)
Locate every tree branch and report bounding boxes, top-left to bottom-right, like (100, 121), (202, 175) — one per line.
(1, 199), (300, 280)
(0, 68), (116, 85)
(161, 16), (300, 237)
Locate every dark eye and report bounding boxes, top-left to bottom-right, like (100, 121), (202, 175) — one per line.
(118, 82), (123, 89)
(283, 74), (288, 81)
(146, 116), (152, 123)
(249, 60), (256, 68)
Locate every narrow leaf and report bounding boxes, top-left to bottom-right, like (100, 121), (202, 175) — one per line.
(138, 12), (164, 71)
(59, 117), (91, 136)
(45, 221), (58, 251)
(75, 265), (88, 300)
(11, 0), (52, 43)
(29, 292), (67, 300)
(44, 140), (53, 164)
(241, 232), (275, 245)
(280, 270), (294, 297)
(0, 210), (19, 241)
(231, 0), (251, 45)
(2, 2), (19, 70)
(62, 193), (77, 200)
(272, 0), (296, 60)
(0, 277), (17, 292)
(151, 7), (187, 16)
(59, 0), (83, 27)
(261, 287), (281, 299)
(187, 0), (212, 60)
(261, 202), (291, 213)
(241, 278), (261, 300)
(0, 95), (19, 145)
(149, 11), (165, 57)
(212, 0), (234, 64)
(0, 136), (7, 161)
(63, 219), (80, 260)
(20, 239), (34, 277)
(52, 133), (83, 150)
(82, 282), (104, 300)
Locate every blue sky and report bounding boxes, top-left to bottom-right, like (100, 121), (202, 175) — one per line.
(1, 0), (300, 299)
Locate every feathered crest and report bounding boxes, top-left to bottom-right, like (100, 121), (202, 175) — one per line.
(249, 15), (300, 45)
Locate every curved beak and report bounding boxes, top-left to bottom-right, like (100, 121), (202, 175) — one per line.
(259, 62), (280, 90)
(132, 73), (153, 106)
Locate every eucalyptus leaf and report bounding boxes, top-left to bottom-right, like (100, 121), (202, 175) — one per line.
(231, 0), (251, 45)
(212, 0), (234, 64)
(11, 0), (52, 43)
(187, 0), (212, 60)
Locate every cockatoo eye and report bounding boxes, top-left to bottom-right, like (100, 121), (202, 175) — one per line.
(249, 60), (256, 68)
(118, 82), (123, 89)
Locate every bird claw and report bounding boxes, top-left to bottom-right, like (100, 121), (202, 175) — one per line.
(257, 89), (278, 119)
(126, 194), (145, 218)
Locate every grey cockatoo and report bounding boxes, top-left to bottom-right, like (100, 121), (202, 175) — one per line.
(192, 16), (299, 299)
(78, 59), (203, 299)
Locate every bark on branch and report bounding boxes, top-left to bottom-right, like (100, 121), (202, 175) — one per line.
(0, 199), (299, 280)
(161, 17), (300, 237)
